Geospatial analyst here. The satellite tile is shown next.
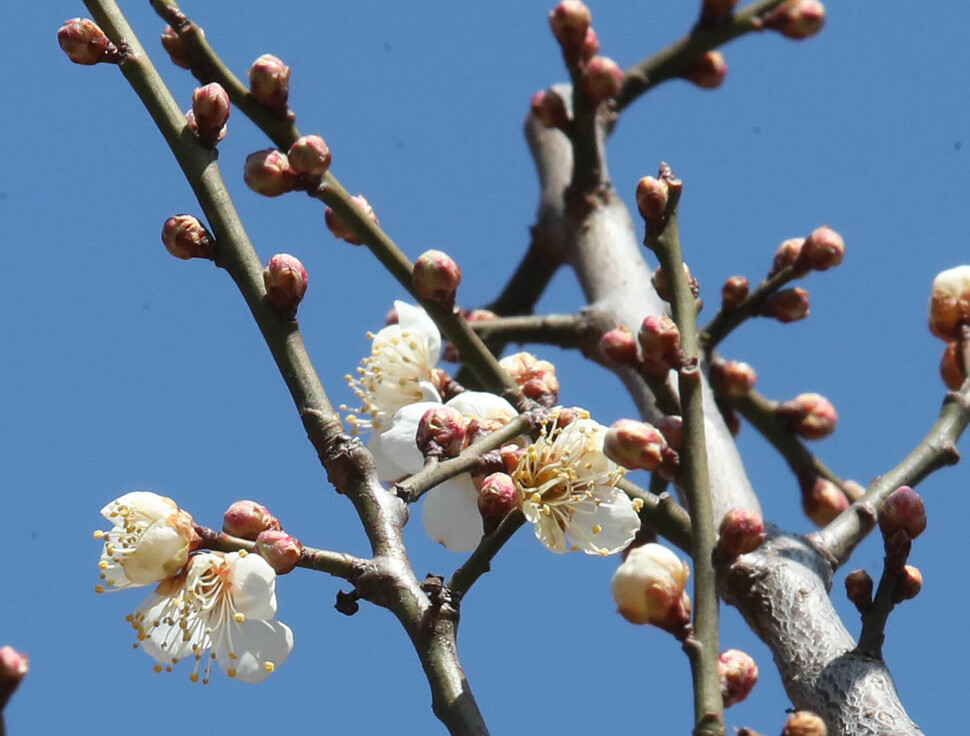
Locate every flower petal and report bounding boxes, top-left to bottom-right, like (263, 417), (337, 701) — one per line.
(379, 402), (440, 476)
(121, 519), (190, 584)
(422, 474), (483, 552)
(395, 300), (441, 361)
(564, 486), (640, 555)
(446, 391), (517, 422)
(227, 553), (278, 620)
(214, 619), (294, 683)
(100, 491), (177, 525)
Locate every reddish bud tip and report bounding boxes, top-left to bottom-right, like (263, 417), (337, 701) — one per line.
(844, 569), (873, 612)
(222, 500), (280, 540)
(637, 314), (682, 375)
(288, 135), (332, 178)
(718, 649), (758, 707)
(685, 51), (728, 89)
(780, 393), (837, 440)
(413, 250), (462, 306)
(717, 508), (766, 559)
(478, 472), (518, 535)
(58, 18), (115, 66)
(928, 265), (970, 341)
(0, 646), (29, 709)
(416, 406), (467, 460)
(325, 194), (379, 245)
(244, 149), (297, 197)
(161, 214), (215, 260)
(782, 711), (828, 736)
(769, 237), (806, 276)
(599, 326), (640, 365)
(894, 565), (923, 603)
(580, 28), (600, 62)
(800, 475), (848, 526)
(581, 56), (624, 103)
(878, 486), (926, 541)
(248, 54), (290, 112)
(765, 0), (826, 40)
(763, 287), (810, 323)
(941, 341), (967, 389)
(549, 1), (592, 51)
(160, 25), (193, 69)
(530, 89), (570, 129)
(710, 359), (758, 398)
(721, 275), (749, 310)
(263, 253), (308, 318)
(795, 225), (844, 272)
(636, 176), (670, 233)
(604, 419), (668, 472)
(190, 83), (230, 146)
(255, 529), (303, 575)
(500, 352), (559, 406)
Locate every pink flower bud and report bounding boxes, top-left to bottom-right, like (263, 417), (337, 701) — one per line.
(763, 287), (810, 323)
(325, 194), (379, 245)
(478, 472), (518, 535)
(769, 237), (805, 276)
(580, 28), (600, 62)
(685, 51), (728, 89)
(160, 25), (192, 69)
(263, 253), (308, 318)
(878, 486), (926, 541)
(844, 569), (873, 612)
(780, 393), (837, 440)
(58, 18), (116, 66)
(248, 53), (290, 112)
(500, 352), (559, 406)
(718, 649), (758, 707)
(548, 1), (592, 51)
(604, 419), (668, 472)
(530, 89), (570, 129)
(244, 149), (297, 197)
(581, 56), (624, 104)
(636, 176), (670, 233)
(928, 265), (970, 341)
(160, 214), (215, 260)
(721, 275), (749, 310)
(223, 500), (280, 540)
(611, 543), (692, 637)
(255, 529), (303, 575)
(783, 711), (828, 736)
(800, 475), (848, 526)
(796, 225), (844, 272)
(765, 0), (826, 40)
(637, 314), (682, 375)
(654, 415), (684, 451)
(717, 508), (766, 558)
(710, 359), (758, 398)
(599, 326), (640, 365)
(190, 83), (230, 146)
(416, 406), (467, 459)
(893, 565), (922, 603)
(0, 646), (29, 710)
(652, 263), (699, 302)
(940, 341), (967, 390)
(413, 250), (462, 306)
(288, 134), (332, 178)
(500, 444), (526, 475)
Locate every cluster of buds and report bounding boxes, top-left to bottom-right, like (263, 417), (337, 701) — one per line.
(778, 392), (838, 439)
(530, 88), (570, 129)
(769, 227), (845, 277)
(187, 83), (230, 147)
(637, 314), (683, 376)
(413, 250), (463, 307)
(782, 711), (828, 736)
(58, 18), (121, 66)
(684, 51), (728, 89)
(652, 263), (700, 303)
(717, 648), (758, 707)
(325, 194), (380, 245)
(799, 474), (848, 526)
(499, 352), (559, 406)
(710, 359), (758, 398)
(160, 25), (193, 69)
(248, 54), (290, 113)
(222, 500), (301, 575)
(416, 406), (467, 460)
(0, 646), (29, 711)
(760, 287), (810, 322)
(244, 149), (298, 197)
(604, 419), (679, 479)
(547, 2), (622, 104)
(161, 214), (215, 261)
(598, 325), (640, 365)
(716, 508), (766, 559)
(263, 253), (309, 318)
(764, 0), (827, 40)
(477, 472), (519, 534)
(611, 543), (692, 638)
(721, 275), (750, 310)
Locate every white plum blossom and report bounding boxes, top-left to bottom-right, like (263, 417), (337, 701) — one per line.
(130, 550), (293, 683)
(95, 491), (198, 591)
(344, 301), (442, 434)
(512, 412), (641, 555)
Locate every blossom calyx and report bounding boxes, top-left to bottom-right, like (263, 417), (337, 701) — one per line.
(685, 51), (728, 89)
(928, 265), (970, 340)
(611, 543), (692, 636)
(500, 352), (559, 406)
(716, 508), (766, 559)
(255, 529), (303, 575)
(581, 56), (624, 104)
(288, 134), (332, 178)
(416, 405), (467, 460)
(263, 253), (308, 318)
(160, 25), (192, 69)
(780, 392), (837, 439)
(413, 250), (462, 306)
(599, 326), (640, 365)
(718, 649), (758, 707)
(161, 214), (215, 260)
(248, 54), (290, 112)
(223, 500), (280, 540)
(244, 149), (297, 197)
(765, 1), (826, 40)
(782, 711), (828, 736)
(721, 276), (749, 310)
(478, 472), (518, 535)
(326, 194), (379, 245)
(878, 486), (926, 542)
(796, 225), (844, 272)
(58, 18), (119, 66)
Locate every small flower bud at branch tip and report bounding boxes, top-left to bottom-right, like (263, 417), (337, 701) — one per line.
(928, 265), (970, 340)
(782, 711), (828, 736)
(58, 18), (118, 66)
(288, 135), (332, 178)
(844, 569), (873, 612)
(764, 0), (826, 40)
(416, 406), (467, 460)
(717, 508), (766, 558)
(161, 214), (215, 260)
(796, 225), (844, 272)
(878, 486), (926, 541)
(549, 1), (592, 51)
(637, 314), (682, 375)
(605, 419), (669, 472)
(190, 83), (230, 146)
(685, 51), (728, 89)
(763, 287), (810, 322)
(581, 56), (624, 104)
(244, 149), (297, 197)
(611, 543), (692, 637)
(599, 326), (640, 365)
(255, 529), (302, 575)
(718, 649), (758, 707)
(263, 253), (308, 318)
(781, 393), (837, 439)
(800, 475), (848, 526)
(248, 54), (290, 112)
(413, 250), (462, 306)
(0, 645), (29, 710)
(711, 359), (757, 398)
(636, 176), (670, 234)
(478, 472), (518, 535)
(770, 237), (806, 276)
(721, 276), (749, 309)
(893, 565), (922, 603)
(223, 500), (280, 540)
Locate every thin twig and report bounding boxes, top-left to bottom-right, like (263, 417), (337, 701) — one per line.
(617, 478), (692, 553)
(447, 511), (526, 601)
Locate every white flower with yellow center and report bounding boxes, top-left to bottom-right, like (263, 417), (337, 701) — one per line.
(513, 413), (641, 555)
(94, 491), (198, 591)
(344, 301), (442, 434)
(130, 550), (293, 683)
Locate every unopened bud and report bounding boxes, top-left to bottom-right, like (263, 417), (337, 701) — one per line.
(160, 25), (192, 69)
(654, 415), (684, 451)
(263, 253), (308, 318)
(718, 649), (758, 707)
(800, 475), (848, 526)
(0, 646), (29, 710)
(928, 265), (970, 340)
(941, 341), (967, 389)
(636, 176), (670, 233)
(652, 263), (699, 302)
(478, 472), (518, 535)
(190, 83), (230, 146)
(413, 250), (462, 306)
(721, 276), (749, 309)
(530, 89), (570, 129)
(255, 529), (303, 575)
(581, 56), (624, 104)
(685, 51), (728, 89)
(844, 569), (873, 612)
(782, 710), (828, 736)
(223, 500), (280, 540)
(161, 214), (215, 260)
(248, 54), (290, 112)
(763, 287), (810, 322)
(711, 359), (757, 398)
(244, 149), (297, 197)
(770, 237), (806, 276)
(605, 419), (668, 472)
(499, 444), (526, 475)
(288, 135), (332, 178)
(878, 486), (926, 541)
(325, 194), (379, 245)
(611, 543), (692, 637)
(717, 508), (766, 558)
(637, 314), (682, 375)
(500, 352), (559, 406)
(780, 393), (837, 439)
(580, 28), (600, 61)
(599, 326), (640, 365)
(796, 225), (844, 272)
(765, 0), (826, 40)
(417, 406), (467, 459)
(548, 1), (592, 51)
(58, 18), (117, 66)
(893, 564), (922, 603)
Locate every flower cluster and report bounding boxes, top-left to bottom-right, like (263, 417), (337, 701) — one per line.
(95, 492), (293, 683)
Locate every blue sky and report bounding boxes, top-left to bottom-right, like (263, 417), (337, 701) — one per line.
(3, 1), (969, 733)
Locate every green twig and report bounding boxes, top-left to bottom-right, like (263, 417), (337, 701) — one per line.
(447, 510), (526, 602)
